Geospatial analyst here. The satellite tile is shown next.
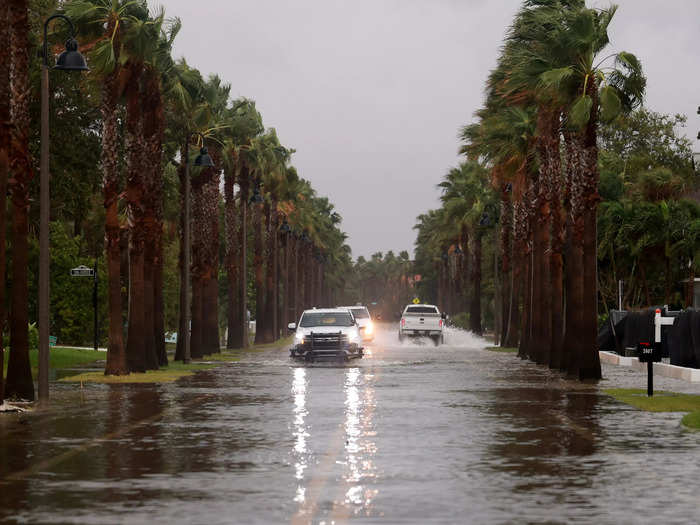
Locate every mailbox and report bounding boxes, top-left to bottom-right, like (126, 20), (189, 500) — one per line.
(637, 341), (662, 363)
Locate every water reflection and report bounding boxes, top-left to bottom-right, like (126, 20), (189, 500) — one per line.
(341, 367), (378, 516)
(292, 367), (309, 504)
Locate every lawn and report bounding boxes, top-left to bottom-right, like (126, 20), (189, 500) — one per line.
(605, 388), (700, 430)
(60, 361), (218, 384)
(4, 335), (291, 385)
(485, 346), (518, 353)
(3, 347), (104, 377)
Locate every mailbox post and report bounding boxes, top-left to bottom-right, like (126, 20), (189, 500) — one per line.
(638, 308), (675, 396)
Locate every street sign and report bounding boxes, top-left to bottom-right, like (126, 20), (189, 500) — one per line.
(70, 265), (94, 277)
(412, 297), (420, 304)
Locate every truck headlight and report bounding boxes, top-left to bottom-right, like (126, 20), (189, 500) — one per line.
(294, 332), (305, 345)
(365, 322), (373, 335)
(349, 330), (360, 344)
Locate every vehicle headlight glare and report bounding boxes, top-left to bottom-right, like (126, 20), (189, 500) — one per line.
(365, 322), (373, 335)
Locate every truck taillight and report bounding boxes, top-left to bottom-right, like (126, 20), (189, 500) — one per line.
(439, 319), (443, 328)
(401, 318), (405, 327)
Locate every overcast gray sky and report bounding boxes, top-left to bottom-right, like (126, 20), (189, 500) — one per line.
(165, 0), (700, 259)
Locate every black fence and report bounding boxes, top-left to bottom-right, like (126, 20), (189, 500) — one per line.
(598, 308), (700, 369)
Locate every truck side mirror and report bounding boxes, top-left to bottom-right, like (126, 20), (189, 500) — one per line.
(288, 322), (297, 330)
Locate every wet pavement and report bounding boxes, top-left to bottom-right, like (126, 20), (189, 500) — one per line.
(2, 324), (700, 524)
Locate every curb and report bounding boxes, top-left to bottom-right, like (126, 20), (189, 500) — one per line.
(600, 351), (700, 383)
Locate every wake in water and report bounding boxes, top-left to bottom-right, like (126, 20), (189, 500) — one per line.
(371, 323), (488, 350)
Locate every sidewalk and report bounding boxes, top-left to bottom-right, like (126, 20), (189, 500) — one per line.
(600, 351), (700, 383)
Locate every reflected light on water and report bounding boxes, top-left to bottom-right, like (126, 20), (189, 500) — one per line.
(292, 367), (309, 503)
(342, 368), (378, 514)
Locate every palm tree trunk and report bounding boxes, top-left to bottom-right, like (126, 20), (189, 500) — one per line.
(5, 0), (34, 400)
(237, 172), (249, 348)
(469, 233), (482, 335)
(579, 81), (602, 380)
(175, 155), (187, 361)
(125, 63), (148, 373)
(272, 206), (280, 339)
(153, 247), (166, 366)
(202, 167), (220, 354)
(190, 170), (206, 359)
(263, 201), (275, 343)
(282, 231), (290, 333)
(564, 131), (587, 378)
(139, 71), (162, 371)
(253, 201), (265, 344)
(1, 2), (12, 399)
(293, 237), (300, 320)
(224, 163), (239, 349)
(100, 18), (127, 375)
(144, 71), (166, 367)
(500, 190), (512, 344)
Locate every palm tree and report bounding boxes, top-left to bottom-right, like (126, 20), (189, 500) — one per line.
(121, 5), (157, 372)
(193, 75), (229, 356)
(142, 17), (180, 366)
(5, 0), (34, 400)
(439, 162), (494, 335)
(66, 0), (142, 379)
(534, 3), (645, 378)
(0, 1), (9, 403)
(220, 99), (262, 348)
(462, 103), (536, 349)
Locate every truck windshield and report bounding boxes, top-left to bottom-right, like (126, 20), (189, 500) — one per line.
(405, 306), (438, 314)
(349, 308), (369, 319)
(300, 312), (355, 327)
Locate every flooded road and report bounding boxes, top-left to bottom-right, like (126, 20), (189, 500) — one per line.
(2, 324), (700, 524)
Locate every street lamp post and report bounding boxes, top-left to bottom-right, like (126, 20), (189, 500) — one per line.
(39, 14), (88, 403)
(182, 133), (214, 364)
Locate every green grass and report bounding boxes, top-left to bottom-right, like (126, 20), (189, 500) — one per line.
(681, 412), (700, 429)
(605, 388), (700, 429)
(485, 346), (518, 353)
(5, 335), (291, 385)
(3, 347), (105, 376)
(60, 361), (217, 384)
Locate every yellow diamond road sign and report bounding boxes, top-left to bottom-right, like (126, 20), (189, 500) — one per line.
(412, 297), (420, 304)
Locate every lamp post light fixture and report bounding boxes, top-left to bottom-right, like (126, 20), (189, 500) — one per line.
(280, 218), (291, 234)
(38, 14), (88, 403)
(249, 180), (264, 204)
(182, 132), (214, 364)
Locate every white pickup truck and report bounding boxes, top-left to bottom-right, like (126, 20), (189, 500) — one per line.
(399, 304), (446, 346)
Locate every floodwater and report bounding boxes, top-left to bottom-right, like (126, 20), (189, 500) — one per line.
(2, 324), (700, 524)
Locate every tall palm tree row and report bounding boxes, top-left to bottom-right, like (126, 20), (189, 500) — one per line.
(414, 0), (646, 381)
(0, 0), (352, 397)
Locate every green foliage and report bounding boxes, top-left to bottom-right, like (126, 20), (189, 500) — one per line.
(449, 312), (469, 330)
(3, 347), (105, 376)
(681, 411), (700, 430)
(47, 223), (108, 346)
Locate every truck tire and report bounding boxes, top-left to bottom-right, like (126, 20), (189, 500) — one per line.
(431, 335), (441, 347)
(398, 331), (404, 343)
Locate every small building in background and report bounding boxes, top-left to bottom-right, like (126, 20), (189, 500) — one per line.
(682, 277), (700, 308)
